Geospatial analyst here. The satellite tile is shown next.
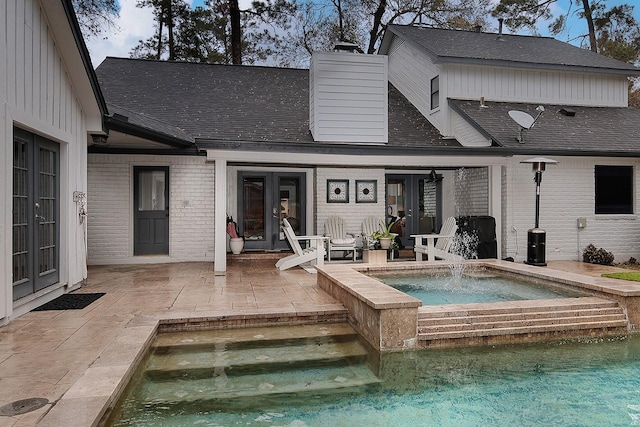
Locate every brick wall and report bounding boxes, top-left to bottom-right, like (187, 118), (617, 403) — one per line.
(503, 156), (640, 263)
(316, 168), (387, 236)
(87, 154), (215, 264)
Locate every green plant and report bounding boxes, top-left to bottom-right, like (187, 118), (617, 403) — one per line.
(371, 220), (394, 240)
(583, 244), (614, 265)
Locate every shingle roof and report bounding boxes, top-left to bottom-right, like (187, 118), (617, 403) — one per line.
(449, 99), (640, 155)
(95, 57), (454, 149)
(384, 25), (640, 75)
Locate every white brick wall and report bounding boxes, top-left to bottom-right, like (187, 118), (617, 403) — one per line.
(87, 154), (215, 264)
(503, 156), (640, 263)
(316, 168), (386, 236)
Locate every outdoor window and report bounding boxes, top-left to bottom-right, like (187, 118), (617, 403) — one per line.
(430, 76), (439, 110)
(595, 165), (634, 214)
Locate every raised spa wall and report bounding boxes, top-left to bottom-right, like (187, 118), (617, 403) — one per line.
(317, 260), (640, 352)
(316, 264), (422, 351)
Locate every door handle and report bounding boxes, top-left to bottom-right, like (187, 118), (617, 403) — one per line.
(407, 209), (412, 218)
(272, 207), (279, 218)
(35, 202), (45, 222)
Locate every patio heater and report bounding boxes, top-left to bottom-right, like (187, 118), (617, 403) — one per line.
(521, 157), (558, 266)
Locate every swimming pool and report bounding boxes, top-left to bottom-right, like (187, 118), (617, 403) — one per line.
(108, 325), (639, 426)
(375, 270), (585, 305)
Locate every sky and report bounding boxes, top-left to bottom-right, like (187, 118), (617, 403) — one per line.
(83, 0), (640, 69)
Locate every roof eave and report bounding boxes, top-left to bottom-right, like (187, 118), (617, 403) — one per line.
(104, 116), (195, 149)
(437, 56), (640, 76)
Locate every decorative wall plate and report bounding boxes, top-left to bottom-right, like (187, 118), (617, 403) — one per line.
(356, 180), (377, 203)
(327, 179), (349, 203)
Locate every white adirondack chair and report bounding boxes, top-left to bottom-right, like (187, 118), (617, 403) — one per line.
(324, 216), (357, 262)
(411, 217), (463, 261)
(276, 218), (327, 273)
(361, 216), (384, 238)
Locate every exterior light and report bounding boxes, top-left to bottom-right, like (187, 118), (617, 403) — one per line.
(520, 157), (558, 266)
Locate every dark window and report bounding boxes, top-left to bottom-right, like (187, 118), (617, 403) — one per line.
(430, 76), (439, 110)
(595, 165), (633, 214)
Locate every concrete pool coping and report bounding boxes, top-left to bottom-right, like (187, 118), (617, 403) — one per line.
(35, 259), (640, 426)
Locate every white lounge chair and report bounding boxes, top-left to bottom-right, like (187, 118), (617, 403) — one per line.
(276, 218), (327, 273)
(411, 217), (463, 261)
(361, 216), (384, 238)
(324, 216), (357, 262)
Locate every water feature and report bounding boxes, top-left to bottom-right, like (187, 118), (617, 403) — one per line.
(108, 326), (640, 427)
(375, 270), (584, 305)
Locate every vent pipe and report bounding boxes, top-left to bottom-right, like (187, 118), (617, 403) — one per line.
(498, 18), (503, 35)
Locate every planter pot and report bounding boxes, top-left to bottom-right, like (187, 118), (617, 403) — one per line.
(379, 237), (393, 250)
(229, 238), (244, 254)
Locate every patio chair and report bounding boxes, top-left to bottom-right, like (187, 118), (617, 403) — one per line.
(276, 218), (327, 273)
(324, 216), (357, 262)
(411, 216), (463, 262)
(361, 216), (384, 239)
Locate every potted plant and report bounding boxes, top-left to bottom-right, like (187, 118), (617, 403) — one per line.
(372, 221), (395, 250)
(227, 215), (244, 254)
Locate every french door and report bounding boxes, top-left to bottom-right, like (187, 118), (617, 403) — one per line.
(238, 172), (306, 251)
(386, 174), (442, 248)
(12, 128), (60, 300)
(134, 166), (170, 255)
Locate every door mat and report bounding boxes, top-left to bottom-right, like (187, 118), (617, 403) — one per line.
(32, 293), (105, 311)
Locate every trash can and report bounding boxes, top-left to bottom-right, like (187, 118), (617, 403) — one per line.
(526, 228), (546, 266)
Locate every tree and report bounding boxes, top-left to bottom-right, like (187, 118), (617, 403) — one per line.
(130, 0), (296, 64)
(72, 0), (119, 37)
(491, 0), (638, 53)
(280, 0), (492, 66)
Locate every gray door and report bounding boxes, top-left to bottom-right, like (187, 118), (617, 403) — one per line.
(12, 128), (60, 300)
(134, 166), (169, 255)
(238, 172), (306, 251)
(386, 174), (442, 248)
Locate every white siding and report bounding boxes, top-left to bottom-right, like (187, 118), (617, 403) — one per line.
(451, 109), (492, 147)
(1, 0), (99, 321)
(502, 156), (640, 263)
(446, 64), (629, 107)
(310, 52), (388, 143)
(87, 154), (215, 264)
(387, 38), (443, 130)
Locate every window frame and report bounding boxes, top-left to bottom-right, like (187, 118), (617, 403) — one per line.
(430, 75), (439, 110)
(594, 165), (634, 215)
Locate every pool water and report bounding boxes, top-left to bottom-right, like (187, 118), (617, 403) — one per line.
(376, 271), (584, 305)
(108, 325), (640, 427)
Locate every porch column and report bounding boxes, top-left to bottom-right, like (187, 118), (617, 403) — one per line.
(488, 165), (502, 259)
(214, 158), (227, 275)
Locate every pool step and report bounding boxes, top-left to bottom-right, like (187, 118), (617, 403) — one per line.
(147, 338), (369, 379)
(142, 323), (378, 406)
(154, 322), (359, 351)
(141, 363), (381, 406)
(418, 297), (628, 347)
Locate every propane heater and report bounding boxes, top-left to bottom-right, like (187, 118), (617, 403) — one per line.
(521, 157), (558, 266)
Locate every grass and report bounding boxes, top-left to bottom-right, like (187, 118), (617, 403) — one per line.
(602, 271), (640, 282)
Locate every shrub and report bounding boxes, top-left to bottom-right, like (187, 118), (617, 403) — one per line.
(582, 244), (614, 265)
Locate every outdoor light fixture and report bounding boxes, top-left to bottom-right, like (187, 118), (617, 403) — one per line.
(521, 157), (558, 266)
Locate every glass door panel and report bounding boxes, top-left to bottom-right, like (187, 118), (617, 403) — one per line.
(242, 177), (266, 243)
(12, 129), (59, 300)
(239, 172), (305, 251)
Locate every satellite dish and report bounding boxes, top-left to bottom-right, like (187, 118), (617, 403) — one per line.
(508, 110), (536, 129)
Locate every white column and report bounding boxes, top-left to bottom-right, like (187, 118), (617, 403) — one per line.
(488, 165), (503, 259)
(214, 158), (227, 275)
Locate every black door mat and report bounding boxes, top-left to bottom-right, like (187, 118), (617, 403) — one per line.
(32, 293), (105, 311)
